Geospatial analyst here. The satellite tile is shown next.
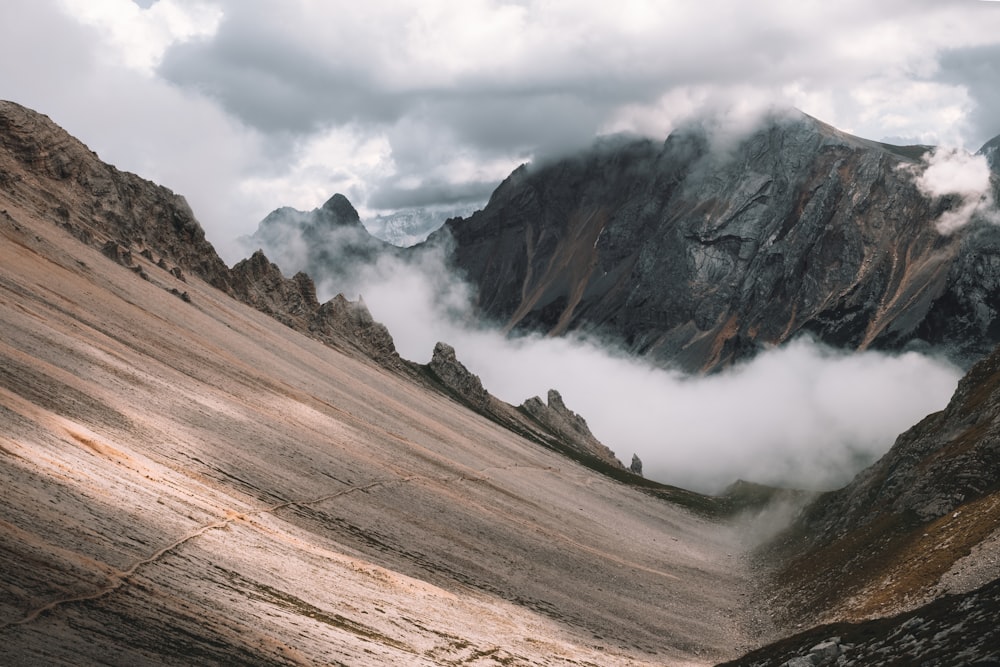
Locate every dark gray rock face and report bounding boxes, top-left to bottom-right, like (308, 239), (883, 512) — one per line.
(435, 111), (1000, 372)
(723, 578), (1000, 667)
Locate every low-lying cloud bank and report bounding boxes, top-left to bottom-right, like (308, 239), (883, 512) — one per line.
(320, 249), (962, 495)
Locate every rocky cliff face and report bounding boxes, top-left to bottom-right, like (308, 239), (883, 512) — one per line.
(0, 100), (232, 291)
(229, 250), (403, 366)
(434, 111), (1000, 372)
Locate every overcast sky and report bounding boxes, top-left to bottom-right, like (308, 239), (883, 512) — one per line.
(3, 0), (1000, 261)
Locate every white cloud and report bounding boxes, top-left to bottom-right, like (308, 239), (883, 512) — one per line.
(3, 0), (999, 256)
(911, 147), (998, 234)
(58, 0), (222, 73)
(316, 248), (961, 495)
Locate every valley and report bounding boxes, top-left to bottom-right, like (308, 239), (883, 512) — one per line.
(2, 99), (1000, 665)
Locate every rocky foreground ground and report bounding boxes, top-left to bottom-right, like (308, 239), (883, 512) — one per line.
(0, 198), (766, 665)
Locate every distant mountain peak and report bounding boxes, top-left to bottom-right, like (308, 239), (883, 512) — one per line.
(319, 192), (362, 226)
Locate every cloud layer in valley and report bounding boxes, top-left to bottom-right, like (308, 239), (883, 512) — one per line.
(3, 1), (1000, 259)
(310, 246), (962, 495)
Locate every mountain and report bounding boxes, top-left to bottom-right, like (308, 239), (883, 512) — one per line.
(763, 341), (1000, 625)
(0, 100), (763, 665)
(363, 204), (476, 247)
(4, 99), (1000, 666)
(240, 193), (399, 290)
(432, 111), (1000, 372)
(724, 339), (1000, 665)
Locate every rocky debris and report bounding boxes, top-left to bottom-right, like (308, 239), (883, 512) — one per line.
(774, 638), (844, 667)
(101, 240), (133, 266)
(723, 576), (1000, 667)
(432, 110), (1000, 372)
(427, 342), (492, 411)
(630, 454), (643, 476)
(0, 100), (232, 291)
(520, 389), (624, 469)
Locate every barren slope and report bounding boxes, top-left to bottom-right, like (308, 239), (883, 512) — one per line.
(0, 194), (756, 663)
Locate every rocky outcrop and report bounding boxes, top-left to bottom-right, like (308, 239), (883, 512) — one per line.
(312, 294), (400, 366)
(433, 111), (1000, 372)
(419, 343), (638, 479)
(629, 454), (643, 476)
(724, 578), (1000, 667)
(0, 100), (232, 291)
(230, 250), (402, 367)
(426, 342), (492, 411)
(520, 389), (623, 469)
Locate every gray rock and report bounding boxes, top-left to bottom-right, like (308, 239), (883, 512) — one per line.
(428, 341), (492, 411)
(520, 390), (624, 468)
(435, 110), (1000, 372)
(809, 638), (842, 665)
(784, 656), (816, 667)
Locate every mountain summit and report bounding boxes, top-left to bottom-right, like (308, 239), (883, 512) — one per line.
(434, 110), (1000, 372)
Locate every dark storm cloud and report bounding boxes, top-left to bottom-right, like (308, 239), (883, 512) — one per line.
(368, 178), (499, 209)
(158, 11), (407, 133)
(937, 43), (1000, 149)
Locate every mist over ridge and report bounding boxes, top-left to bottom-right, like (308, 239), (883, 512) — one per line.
(312, 244), (962, 494)
(237, 109), (994, 494)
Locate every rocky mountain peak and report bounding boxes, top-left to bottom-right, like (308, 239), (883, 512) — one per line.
(439, 107), (1000, 372)
(318, 192), (363, 227)
(244, 192), (396, 294)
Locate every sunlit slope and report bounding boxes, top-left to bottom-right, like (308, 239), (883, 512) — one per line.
(0, 203), (752, 664)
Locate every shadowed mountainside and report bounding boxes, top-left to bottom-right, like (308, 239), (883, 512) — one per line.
(433, 111), (1000, 373)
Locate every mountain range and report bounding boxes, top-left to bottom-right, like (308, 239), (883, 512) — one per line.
(247, 110), (1000, 375)
(2, 99), (1000, 665)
